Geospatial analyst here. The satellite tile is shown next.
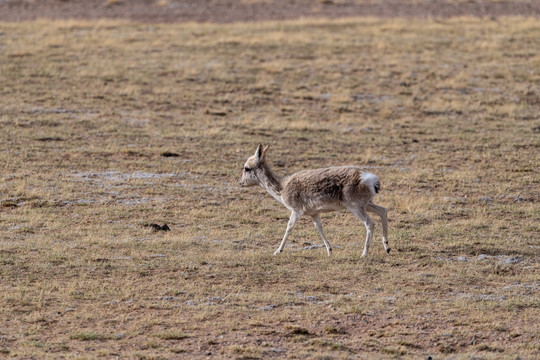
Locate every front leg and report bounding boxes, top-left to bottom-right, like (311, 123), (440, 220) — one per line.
(274, 210), (302, 255)
(312, 214), (332, 256)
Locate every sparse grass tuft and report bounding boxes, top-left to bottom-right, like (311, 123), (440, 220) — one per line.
(0, 16), (538, 359)
(287, 326), (312, 336)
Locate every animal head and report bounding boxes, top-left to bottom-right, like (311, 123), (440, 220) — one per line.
(238, 144), (269, 187)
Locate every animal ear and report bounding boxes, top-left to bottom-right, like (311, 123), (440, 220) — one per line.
(255, 144), (263, 162)
(262, 145), (269, 160)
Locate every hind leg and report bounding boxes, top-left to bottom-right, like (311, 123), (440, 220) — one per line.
(367, 202), (390, 254)
(347, 206), (375, 257)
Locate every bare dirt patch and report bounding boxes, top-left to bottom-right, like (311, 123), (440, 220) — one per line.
(1, 0), (540, 22)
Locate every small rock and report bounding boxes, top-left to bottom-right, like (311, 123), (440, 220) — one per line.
(478, 254), (490, 260)
(160, 296), (181, 301)
(500, 256), (523, 265)
(320, 92), (332, 100)
(161, 151), (180, 157)
(302, 244), (324, 250)
(205, 109), (227, 116)
(457, 256), (469, 261)
(58, 307), (76, 316)
(437, 256), (451, 262)
(2, 200), (19, 208)
(36, 136), (63, 142)
(511, 195), (524, 203)
(207, 297), (224, 305)
(476, 294), (507, 301)
(143, 223), (171, 232)
(260, 305), (278, 311)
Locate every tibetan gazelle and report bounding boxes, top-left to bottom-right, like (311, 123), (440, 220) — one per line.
(238, 145), (390, 257)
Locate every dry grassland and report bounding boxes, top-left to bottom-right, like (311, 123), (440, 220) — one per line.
(0, 17), (539, 359)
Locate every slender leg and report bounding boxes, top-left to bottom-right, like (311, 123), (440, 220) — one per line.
(274, 210), (302, 255)
(367, 202), (390, 254)
(312, 214), (332, 256)
(347, 206), (375, 257)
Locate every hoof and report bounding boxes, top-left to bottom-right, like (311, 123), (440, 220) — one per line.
(273, 250), (282, 256)
(386, 248), (391, 254)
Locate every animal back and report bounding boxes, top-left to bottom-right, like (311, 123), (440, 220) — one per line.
(282, 167), (366, 209)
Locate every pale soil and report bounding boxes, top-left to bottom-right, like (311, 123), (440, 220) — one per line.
(1, 0), (540, 23)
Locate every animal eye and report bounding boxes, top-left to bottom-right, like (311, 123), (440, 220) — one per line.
(244, 167), (251, 172)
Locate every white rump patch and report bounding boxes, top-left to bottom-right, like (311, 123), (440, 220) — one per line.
(360, 172), (380, 194)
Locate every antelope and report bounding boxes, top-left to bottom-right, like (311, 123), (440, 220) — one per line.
(238, 145), (390, 257)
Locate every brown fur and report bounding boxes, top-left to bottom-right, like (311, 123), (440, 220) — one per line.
(239, 145), (390, 257)
(282, 167), (373, 215)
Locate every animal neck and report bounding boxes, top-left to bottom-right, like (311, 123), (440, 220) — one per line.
(258, 163), (284, 203)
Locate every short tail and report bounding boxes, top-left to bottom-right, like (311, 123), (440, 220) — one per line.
(360, 172), (380, 195)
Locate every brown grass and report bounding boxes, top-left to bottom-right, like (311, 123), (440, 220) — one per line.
(0, 17), (539, 359)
